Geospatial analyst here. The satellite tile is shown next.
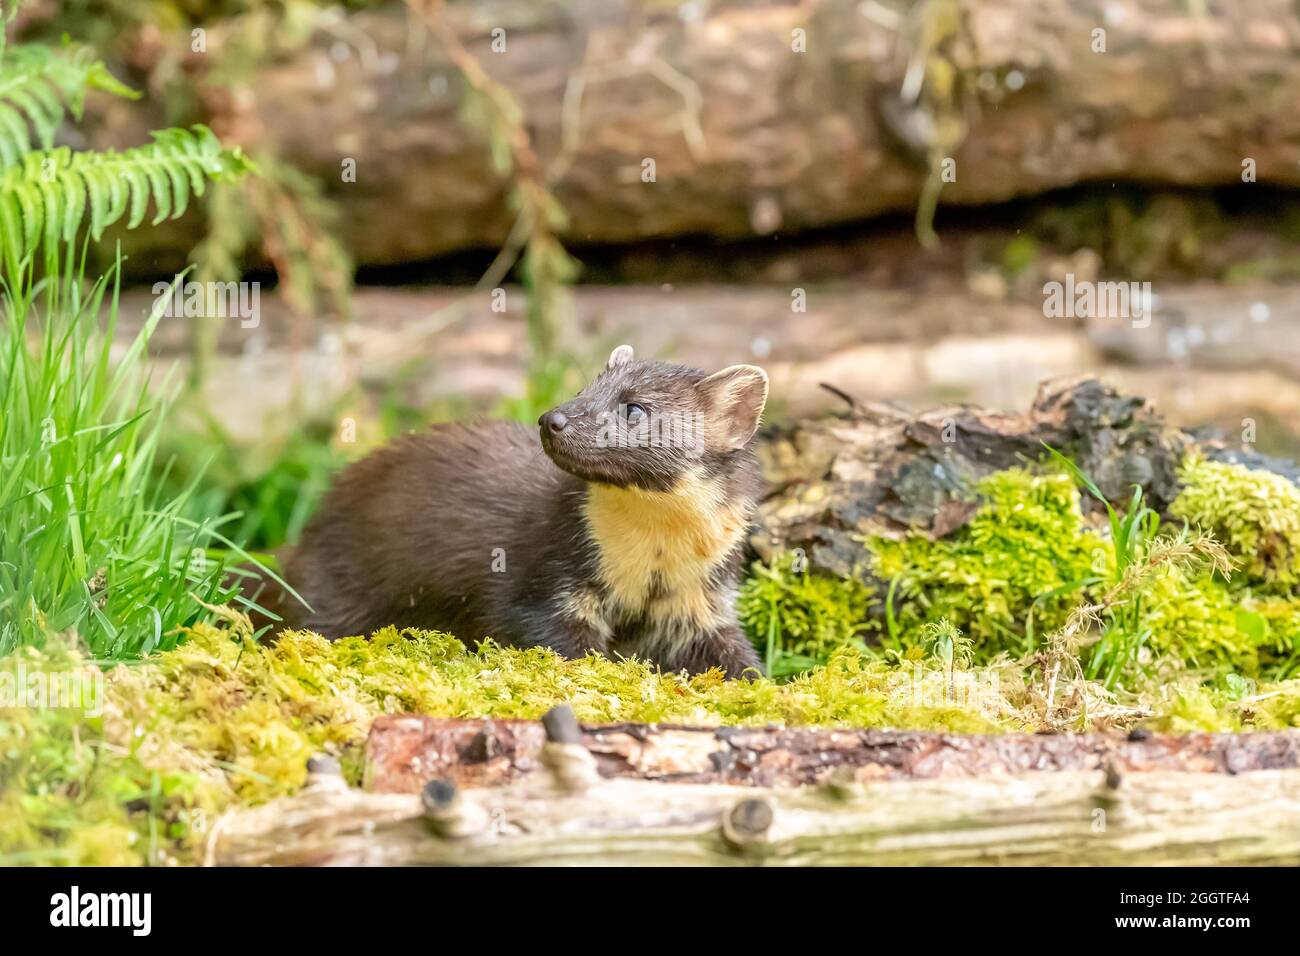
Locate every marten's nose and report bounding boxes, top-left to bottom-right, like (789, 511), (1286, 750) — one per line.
(539, 410), (568, 434)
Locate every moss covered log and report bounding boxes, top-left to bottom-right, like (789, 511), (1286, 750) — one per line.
(6, 619), (1300, 865)
(745, 378), (1300, 683)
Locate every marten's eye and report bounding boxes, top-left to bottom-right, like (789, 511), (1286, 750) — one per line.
(623, 403), (646, 425)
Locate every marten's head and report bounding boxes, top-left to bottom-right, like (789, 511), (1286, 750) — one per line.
(538, 345), (768, 492)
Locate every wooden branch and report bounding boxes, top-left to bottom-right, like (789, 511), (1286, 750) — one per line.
(214, 748), (1300, 866)
(363, 714), (1300, 792)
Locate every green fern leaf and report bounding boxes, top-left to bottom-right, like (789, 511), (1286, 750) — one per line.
(0, 191), (20, 262)
(124, 167), (148, 230)
(17, 178), (41, 251)
(0, 45), (139, 167)
(0, 126), (253, 265)
(6, 84), (61, 149)
(165, 154), (192, 222)
(37, 175), (62, 251)
(145, 161), (171, 226)
(0, 103), (30, 166)
(85, 165), (108, 240)
(59, 160), (86, 244)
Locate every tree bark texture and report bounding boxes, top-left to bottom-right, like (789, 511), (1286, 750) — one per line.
(100, 0), (1300, 269)
(208, 723), (1300, 865)
(363, 713), (1300, 792)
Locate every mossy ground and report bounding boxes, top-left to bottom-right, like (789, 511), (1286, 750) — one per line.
(4, 458), (1300, 865)
(5, 619), (1300, 866)
(0, 624), (1032, 865)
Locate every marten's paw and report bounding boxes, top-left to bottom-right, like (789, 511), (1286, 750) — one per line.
(671, 626), (764, 680)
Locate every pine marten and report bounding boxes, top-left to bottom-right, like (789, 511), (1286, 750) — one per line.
(270, 346), (768, 678)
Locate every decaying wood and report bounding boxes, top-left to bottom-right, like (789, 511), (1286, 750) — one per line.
(90, 0), (1300, 272)
(365, 715), (1300, 792)
(213, 739), (1300, 866)
(751, 376), (1296, 580)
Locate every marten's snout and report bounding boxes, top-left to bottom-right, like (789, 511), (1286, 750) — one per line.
(539, 410), (568, 434)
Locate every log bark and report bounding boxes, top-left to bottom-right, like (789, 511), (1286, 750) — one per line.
(211, 738), (1300, 866)
(364, 714), (1300, 792)
(102, 0), (1300, 271)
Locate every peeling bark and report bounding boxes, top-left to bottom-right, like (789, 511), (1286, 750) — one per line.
(364, 714), (1300, 792)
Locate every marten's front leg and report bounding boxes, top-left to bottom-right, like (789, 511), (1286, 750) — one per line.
(664, 624), (763, 680)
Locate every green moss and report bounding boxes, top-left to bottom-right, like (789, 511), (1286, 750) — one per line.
(1133, 456), (1300, 680)
(741, 461), (1300, 684)
(1150, 686), (1243, 733)
(1, 623), (1036, 865)
(1171, 455), (1300, 591)
(7, 613), (1300, 866)
(1147, 677), (1300, 733)
(8, 458), (1300, 865)
(1137, 573), (1300, 678)
(737, 553), (877, 676)
(866, 469), (1105, 659)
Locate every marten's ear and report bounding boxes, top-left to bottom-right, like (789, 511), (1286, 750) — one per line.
(607, 344), (634, 370)
(697, 365), (769, 450)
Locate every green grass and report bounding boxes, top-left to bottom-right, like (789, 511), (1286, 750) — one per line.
(1044, 443), (1161, 688)
(0, 25), (270, 658)
(0, 263), (276, 657)
(159, 412), (343, 553)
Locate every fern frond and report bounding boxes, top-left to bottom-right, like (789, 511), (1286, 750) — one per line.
(0, 125), (253, 266)
(0, 44), (137, 167)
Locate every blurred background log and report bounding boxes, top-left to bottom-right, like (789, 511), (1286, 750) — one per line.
(87, 0), (1300, 273)
(48, 0), (1300, 459)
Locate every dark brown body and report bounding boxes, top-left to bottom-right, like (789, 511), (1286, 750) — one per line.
(265, 354), (768, 677)
(280, 423), (575, 640)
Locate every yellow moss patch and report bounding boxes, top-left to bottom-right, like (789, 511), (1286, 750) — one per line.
(2, 624), (1026, 865)
(1171, 455), (1300, 590)
(6, 614), (1300, 866)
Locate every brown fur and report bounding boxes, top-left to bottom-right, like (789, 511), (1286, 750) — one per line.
(252, 349), (767, 678)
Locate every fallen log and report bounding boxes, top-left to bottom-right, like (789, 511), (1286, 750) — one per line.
(209, 715), (1300, 865)
(92, 0), (1300, 271)
(363, 714), (1300, 792)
